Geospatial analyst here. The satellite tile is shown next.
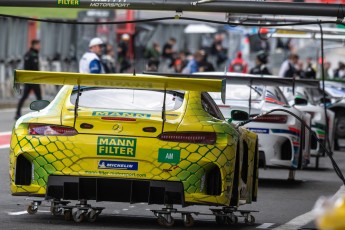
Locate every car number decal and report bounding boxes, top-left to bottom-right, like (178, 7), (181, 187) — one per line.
(97, 136), (136, 157)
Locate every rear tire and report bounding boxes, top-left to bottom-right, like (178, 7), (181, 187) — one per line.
(252, 139), (259, 202)
(230, 142), (240, 207)
(335, 112), (345, 139)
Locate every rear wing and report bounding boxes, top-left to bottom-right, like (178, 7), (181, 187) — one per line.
(144, 72), (320, 88)
(14, 70), (226, 102)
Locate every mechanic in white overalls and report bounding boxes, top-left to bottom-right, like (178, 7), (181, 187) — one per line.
(79, 37), (105, 73)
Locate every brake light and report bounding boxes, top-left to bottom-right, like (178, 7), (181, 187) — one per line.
(29, 124), (78, 136)
(252, 115), (288, 123)
(159, 132), (216, 144)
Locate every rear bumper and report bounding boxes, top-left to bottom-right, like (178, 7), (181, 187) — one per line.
(46, 175), (185, 206)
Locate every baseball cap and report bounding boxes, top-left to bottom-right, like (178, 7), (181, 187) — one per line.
(89, 37), (103, 48)
(121, 34), (130, 40)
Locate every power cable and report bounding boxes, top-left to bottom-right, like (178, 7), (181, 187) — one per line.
(318, 23), (333, 160)
(237, 108), (345, 185)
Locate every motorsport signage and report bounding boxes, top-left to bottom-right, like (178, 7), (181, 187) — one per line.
(0, 0), (344, 17)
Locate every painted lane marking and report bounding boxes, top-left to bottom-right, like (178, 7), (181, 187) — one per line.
(7, 211), (28, 216)
(273, 185), (345, 230)
(7, 210), (50, 216)
(257, 223), (275, 229)
(272, 212), (314, 230)
(0, 144), (10, 150)
(0, 132), (11, 149)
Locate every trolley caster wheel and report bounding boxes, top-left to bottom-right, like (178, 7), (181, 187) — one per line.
(157, 215), (174, 227)
(50, 206), (62, 216)
(27, 205), (38, 215)
(215, 216), (225, 225)
(245, 215), (255, 225)
(183, 214), (194, 227)
(64, 210), (72, 221)
(226, 215), (238, 225)
(72, 210), (85, 223)
(87, 209), (98, 223)
(157, 215), (165, 226)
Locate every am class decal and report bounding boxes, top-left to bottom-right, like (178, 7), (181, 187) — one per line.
(158, 148), (181, 164)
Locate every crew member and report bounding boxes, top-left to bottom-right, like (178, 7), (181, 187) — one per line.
(279, 54), (299, 78)
(250, 51), (272, 75)
(15, 39), (42, 120)
(229, 51), (248, 73)
(79, 37), (105, 74)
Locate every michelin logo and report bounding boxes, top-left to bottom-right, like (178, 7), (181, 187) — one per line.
(248, 128), (269, 134)
(98, 160), (138, 170)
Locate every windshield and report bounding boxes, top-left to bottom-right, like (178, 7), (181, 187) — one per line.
(70, 88), (184, 111)
(211, 84), (287, 105)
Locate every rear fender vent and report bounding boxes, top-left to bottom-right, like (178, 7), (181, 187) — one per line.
(206, 166), (222, 196)
(15, 154), (32, 186)
(281, 140), (292, 161)
(311, 131), (318, 150)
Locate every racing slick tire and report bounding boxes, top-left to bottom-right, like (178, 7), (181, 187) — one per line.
(230, 143), (241, 207)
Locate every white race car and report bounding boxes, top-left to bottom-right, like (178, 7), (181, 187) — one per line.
(192, 72), (317, 175)
(282, 86), (335, 168)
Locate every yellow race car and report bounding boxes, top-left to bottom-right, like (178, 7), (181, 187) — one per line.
(10, 70), (258, 226)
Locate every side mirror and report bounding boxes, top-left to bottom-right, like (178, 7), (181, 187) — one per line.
(294, 97), (308, 106)
(30, 100), (50, 111)
(231, 110), (249, 121)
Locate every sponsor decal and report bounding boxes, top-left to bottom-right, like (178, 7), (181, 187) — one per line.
(90, 0), (130, 8)
(85, 171), (146, 178)
(97, 136), (136, 157)
(248, 128), (269, 134)
(98, 160), (138, 170)
(92, 111), (151, 119)
(158, 149), (180, 164)
(271, 128), (300, 137)
(57, 0), (80, 6)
